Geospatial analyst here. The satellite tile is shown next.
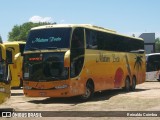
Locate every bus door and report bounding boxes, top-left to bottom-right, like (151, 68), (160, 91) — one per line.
(6, 47), (17, 87)
(70, 28), (85, 78)
(0, 44), (11, 104)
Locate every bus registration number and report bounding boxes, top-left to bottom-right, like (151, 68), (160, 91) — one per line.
(39, 92), (46, 96)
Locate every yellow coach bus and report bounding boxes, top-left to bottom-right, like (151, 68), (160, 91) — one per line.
(23, 24), (145, 101)
(0, 44), (11, 104)
(4, 41), (26, 88)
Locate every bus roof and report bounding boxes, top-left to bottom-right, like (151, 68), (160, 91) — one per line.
(31, 24), (116, 32)
(4, 41), (26, 45)
(31, 24), (143, 41)
(146, 53), (160, 56)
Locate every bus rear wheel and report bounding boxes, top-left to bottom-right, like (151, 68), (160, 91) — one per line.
(124, 77), (130, 92)
(157, 75), (160, 82)
(79, 81), (94, 101)
(131, 76), (136, 91)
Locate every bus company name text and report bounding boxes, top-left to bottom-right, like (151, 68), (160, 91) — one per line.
(32, 37), (62, 43)
(97, 53), (120, 63)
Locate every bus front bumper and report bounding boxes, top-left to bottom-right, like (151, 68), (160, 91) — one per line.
(23, 85), (73, 97)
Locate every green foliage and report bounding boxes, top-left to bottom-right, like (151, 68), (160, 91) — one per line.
(155, 37), (160, 52)
(0, 35), (2, 43)
(8, 22), (56, 41)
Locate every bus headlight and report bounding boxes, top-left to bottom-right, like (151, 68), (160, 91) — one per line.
(0, 87), (5, 92)
(55, 85), (68, 89)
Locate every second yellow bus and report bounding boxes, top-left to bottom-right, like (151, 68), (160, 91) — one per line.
(4, 41), (25, 88)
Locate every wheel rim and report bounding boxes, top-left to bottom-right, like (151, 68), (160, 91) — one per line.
(125, 78), (130, 91)
(132, 77), (136, 90)
(81, 87), (91, 99)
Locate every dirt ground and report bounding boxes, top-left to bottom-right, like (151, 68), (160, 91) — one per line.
(0, 81), (160, 120)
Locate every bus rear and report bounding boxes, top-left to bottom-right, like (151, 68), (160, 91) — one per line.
(146, 53), (160, 81)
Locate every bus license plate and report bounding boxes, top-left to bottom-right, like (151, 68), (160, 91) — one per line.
(39, 92), (46, 96)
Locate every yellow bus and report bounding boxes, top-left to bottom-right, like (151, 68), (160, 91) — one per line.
(23, 24), (146, 101)
(4, 41), (26, 88)
(0, 44), (11, 104)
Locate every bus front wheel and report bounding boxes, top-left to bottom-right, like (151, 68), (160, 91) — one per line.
(79, 81), (94, 101)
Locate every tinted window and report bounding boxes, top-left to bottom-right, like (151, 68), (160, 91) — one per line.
(70, 28), (85, 77)
(0, 48), (9, 82)
(19, 44), (25, 55)
(86, 30), (97, 49)
(25, 28), (71, 50)
(0, 48), (2, 62)
(146, 55), (160, 72)
(23, 52), (69, 81)
(6, 50), (12, 63)
(86, 29), (144, 52)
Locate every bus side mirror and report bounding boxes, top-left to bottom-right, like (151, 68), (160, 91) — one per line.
(130, 49), (145, 54)
(138, 49), (145, 54)
(64, 50), (70, 68)
(14, 53), (21, 62)
(0, 44), (6, 61)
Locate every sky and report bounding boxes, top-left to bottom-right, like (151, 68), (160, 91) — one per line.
(0, 0), (160, 41)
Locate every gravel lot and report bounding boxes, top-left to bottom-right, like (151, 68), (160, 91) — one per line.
(0, 81), (160, 120)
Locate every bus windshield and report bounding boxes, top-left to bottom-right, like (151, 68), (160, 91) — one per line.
(146, 54), (160, 72)
(25, 28), (71, 51)
(23, 52), (69, 81)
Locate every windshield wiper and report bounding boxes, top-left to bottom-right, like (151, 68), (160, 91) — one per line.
(46, 47), (62, 51)
(51, 77), (61, 80)
(29, 47), (40, 50)
(27, 47), (42, 53)
(46, 47), (58, 50)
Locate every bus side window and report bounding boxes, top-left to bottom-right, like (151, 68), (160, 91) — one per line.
(86, 29), (97, 49)
(0, 48), (3, 80)
(71, 28), (84, 77)
(0, 48), (8, 82)
(148, 63), (154, 72)
(19, 44), (25, 56)
(0, 48), (2, 62)
(6, 50), (13, 64)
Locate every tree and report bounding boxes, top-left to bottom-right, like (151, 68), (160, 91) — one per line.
(0, 35), (2, 43)
(155, 37), (160, 52)
(8, 22), (56, 41)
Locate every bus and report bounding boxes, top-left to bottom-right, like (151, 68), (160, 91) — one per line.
(0, 44), (11, 104)
(4, 41), (26, 88)
(23, 24), (146, 100)
(146, 53), (160, 81)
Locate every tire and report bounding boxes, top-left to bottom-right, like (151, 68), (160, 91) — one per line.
(131, 76), (136, 91)
(79, 81), (94, 101)
(157, 75), (160, 82)
(124, 77), (130, 92)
